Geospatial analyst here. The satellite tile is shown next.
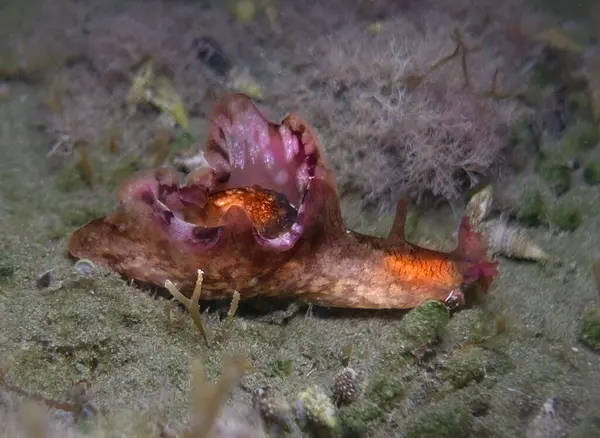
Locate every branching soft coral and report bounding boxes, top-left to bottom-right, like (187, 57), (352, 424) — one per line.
(267, 0), (544, 207)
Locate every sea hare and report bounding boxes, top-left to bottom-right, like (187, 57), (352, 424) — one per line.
(68, 93), (499, 309)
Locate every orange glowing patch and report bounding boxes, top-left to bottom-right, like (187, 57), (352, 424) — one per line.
(383, 251), (461, 287)
(201, 186), (298, 238)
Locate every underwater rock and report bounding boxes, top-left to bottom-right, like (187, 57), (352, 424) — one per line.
(397, 301), (450, 352)
(296, 385), (339, 432)
(195, 36), (232, 77)
(35, 270), (54, 289)
(441, 308), (498, 346)
(439, 345), (514, 390)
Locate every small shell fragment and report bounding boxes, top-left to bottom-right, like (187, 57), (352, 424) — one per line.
(479, 219), (549, 263)
(74, 259), (96, 277)
(466, 185), (549, 263)
(466, 185), (493, 226)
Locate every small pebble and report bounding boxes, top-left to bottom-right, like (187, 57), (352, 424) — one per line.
(565, 158), (581, 171)
(195, 36), (232, 77)
(0, 82), (10, 101)
(36, 270), (53, 289)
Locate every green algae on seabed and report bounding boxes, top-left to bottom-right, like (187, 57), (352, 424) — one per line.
(438, 345), (514, 390)
(440, 308), (498, 347)
(3, 5), (600, 436)
(396, 300), (450, 351)
(404, 396), (472, 438)
(337, 361), (409, 435)
(539, 162), (572, 197)
(583, 161), (600, 185)
(561, 120), (599, 152)
(337, 301), (451, 435)
(564, 90), (594, 123)
(516, 188), (548, 227)
(549, 199), (584, 231)
(0, 250), (15, 279)
(579, 305), (600, 351)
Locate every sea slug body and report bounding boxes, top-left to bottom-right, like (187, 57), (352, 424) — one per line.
(68, 93), (499, 310)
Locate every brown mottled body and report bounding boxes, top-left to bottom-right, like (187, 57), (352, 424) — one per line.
(69, 180), (472, 310)
(252, 234), (464, 309)
(68, 93), (497, 310)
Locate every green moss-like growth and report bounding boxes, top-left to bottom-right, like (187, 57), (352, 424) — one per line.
(45, 225), (69, 241)
(6, 345), (74, 394)
(539, 163), (572, 196)
(405, 399), (473, 438)
(516, 188), (548, 227)
(105, 158), (142, 189)
(171, 131), (195, 153)
(364, 373), (406, 413)
(579, 305), (600, 351)
(0, 250), (15, 279)
(561, 121), (599, 152)
(59, 202), (105, 227)
(55, 165), (90, 192)
(338, 372), (406, 434)
(528, 64), (555, 89)
(509, 120), (536, 147)
(565, 90), (593, 123)
(441, 309), (497, 347)
(338, 400), (382, 436)
(398, 300), (450, 351)
(266, 358), (293, 378)
(549, 200), (583, 231)
(439, 345), (514, 389)
(583, 162), (600, 185)
(297, 385), (340, 433)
